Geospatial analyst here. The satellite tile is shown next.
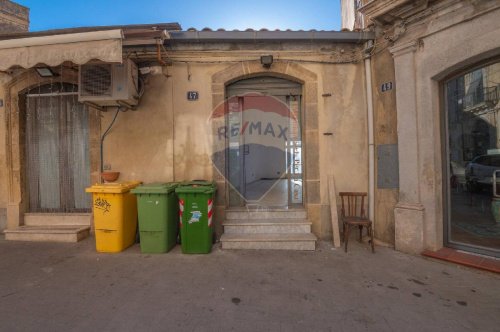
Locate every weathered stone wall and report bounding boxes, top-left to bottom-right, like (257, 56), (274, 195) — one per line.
(0, 40), (369, 240)
(0, 73), (9, 230)
(0, 67), (101, 230)
(0, 0), (28, 230)
(371, 49), (398, 245)
(102, 45), (369, 240)
(377, 0), (500, 254)
(0, 0), (28, 33)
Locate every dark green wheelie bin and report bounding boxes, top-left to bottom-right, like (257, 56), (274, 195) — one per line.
(131, 183), (179, 254)
(175, 181), (217, 254)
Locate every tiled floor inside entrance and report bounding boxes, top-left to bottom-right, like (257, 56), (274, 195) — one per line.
(245, 179), (288, 207)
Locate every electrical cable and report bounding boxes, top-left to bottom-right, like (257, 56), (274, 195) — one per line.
(100, 107), (121, 173)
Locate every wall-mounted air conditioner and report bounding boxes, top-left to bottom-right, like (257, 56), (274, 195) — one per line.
(78, 59), (139, 108)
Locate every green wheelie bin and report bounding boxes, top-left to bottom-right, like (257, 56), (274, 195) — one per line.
(131, 183), (179, 254)
(175, 181), (217, 254)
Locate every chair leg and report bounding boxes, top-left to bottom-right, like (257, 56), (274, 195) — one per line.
(341, 223), (345, 243)
(344, 224), (350, 253)
(359, 225), (363, 242)
(370, 225), (375, 253)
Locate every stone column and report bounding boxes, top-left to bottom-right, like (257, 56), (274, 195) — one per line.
(390, 41), (425, 254)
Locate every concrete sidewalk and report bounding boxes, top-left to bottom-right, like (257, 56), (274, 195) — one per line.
(0, 236), (498, 332)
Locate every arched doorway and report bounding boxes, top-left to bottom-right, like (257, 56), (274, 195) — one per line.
(224, 76), (303, 208)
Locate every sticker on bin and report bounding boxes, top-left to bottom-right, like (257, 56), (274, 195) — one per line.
(208, 198), (213, 227)
(189, 211), (202, 224)
(179, 199), (184, 227)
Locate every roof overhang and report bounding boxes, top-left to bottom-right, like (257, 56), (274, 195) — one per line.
(359, 0), (430, 25)
(0, 29), (123, 71)
(169, 30), (374, 43)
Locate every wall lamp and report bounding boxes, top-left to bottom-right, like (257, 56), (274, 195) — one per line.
(260, 55), (273, 68)
(35, 66), (57, 77)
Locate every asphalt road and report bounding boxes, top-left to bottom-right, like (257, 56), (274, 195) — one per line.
(0, 236), (499, 331)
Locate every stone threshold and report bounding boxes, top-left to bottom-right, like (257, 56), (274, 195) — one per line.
(422, 247), (500, 274)
(225, 207), (306, 211)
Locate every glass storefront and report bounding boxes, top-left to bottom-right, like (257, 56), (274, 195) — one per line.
(445, 61), (500, 257)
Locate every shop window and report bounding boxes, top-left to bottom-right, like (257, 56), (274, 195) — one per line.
(444, 60), (500, 257)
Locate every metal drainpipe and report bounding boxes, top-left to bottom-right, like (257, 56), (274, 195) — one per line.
(364, 52), (375, 230)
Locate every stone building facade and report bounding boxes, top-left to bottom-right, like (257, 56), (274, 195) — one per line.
(0, 23), (374, 249)
(0, 0), (28, 33)
(1, 0), (499, 258)
(360, 0), (500, 258)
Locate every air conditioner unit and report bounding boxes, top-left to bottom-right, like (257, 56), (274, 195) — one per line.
(78, 59), (139, 108)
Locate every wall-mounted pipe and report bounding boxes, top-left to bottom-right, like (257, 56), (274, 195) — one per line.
(364, 54), (375, 230)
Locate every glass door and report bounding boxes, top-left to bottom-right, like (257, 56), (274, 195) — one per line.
(444, 61), (500, 257)
(225, 76), (303, 209)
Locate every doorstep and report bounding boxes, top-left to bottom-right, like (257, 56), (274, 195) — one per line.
(4, 225), (90, 243)
(422, 247), (500, 274)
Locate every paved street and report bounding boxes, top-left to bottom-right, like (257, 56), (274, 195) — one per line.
(0, 236), (499, 332)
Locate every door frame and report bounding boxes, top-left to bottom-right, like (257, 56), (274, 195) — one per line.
(224, 76), (305, 209)
(4, 66), (101, 229)
(24, 87), (91, 213)
(441, 58), (500, 258)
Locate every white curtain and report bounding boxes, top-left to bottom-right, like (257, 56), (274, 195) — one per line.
(26, 93), (90, 212)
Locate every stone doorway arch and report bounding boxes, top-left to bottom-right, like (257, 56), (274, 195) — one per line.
(3, 67), (101, 229)
(210, 61), (319, 235)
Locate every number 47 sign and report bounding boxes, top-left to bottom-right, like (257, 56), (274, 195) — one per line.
(187, 91), (199, 100)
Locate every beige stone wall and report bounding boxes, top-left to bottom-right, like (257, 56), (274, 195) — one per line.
(0, 0), (29, 33)
(0, 73), (10, 230)
(386, 1), (500, 253)
(101, 55), (368, 239)
(371, 50), (398, 245)
(0, 67), (101, 230)
(0, 44), (369, 239)
(318, 63), (368, 239)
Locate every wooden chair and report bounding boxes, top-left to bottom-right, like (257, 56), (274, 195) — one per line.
(339, 192), (375, 253)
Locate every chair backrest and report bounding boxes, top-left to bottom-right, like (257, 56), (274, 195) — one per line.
(339, 192), (367, 219)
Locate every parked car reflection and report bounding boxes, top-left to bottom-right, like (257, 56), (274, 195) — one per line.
(450, 161), (466, 189)
(465, 154), (500, 192)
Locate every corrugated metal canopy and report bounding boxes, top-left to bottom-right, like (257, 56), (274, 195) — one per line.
(0, 29), (123, 71)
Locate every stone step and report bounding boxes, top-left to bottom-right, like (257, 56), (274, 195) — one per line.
(223, 219), (311, 234)
(225, 209), (307, 220)
(4, 225), (90, 243)
(24, 213), (92, 227)
(220, 233), (316, 251)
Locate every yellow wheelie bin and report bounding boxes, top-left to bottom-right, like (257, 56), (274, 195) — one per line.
(86, 181), (141, 253)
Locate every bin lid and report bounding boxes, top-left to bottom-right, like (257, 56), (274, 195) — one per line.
(131, 182), (178, 194)
(86, 181), (142, 194)
(181, 180), (215, 186)
(175, 181), (216, 194)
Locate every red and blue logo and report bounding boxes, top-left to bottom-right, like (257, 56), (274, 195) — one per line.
(209, 92), (300, 203)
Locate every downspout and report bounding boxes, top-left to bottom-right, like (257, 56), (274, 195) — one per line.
(364, 44), (375, 230)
